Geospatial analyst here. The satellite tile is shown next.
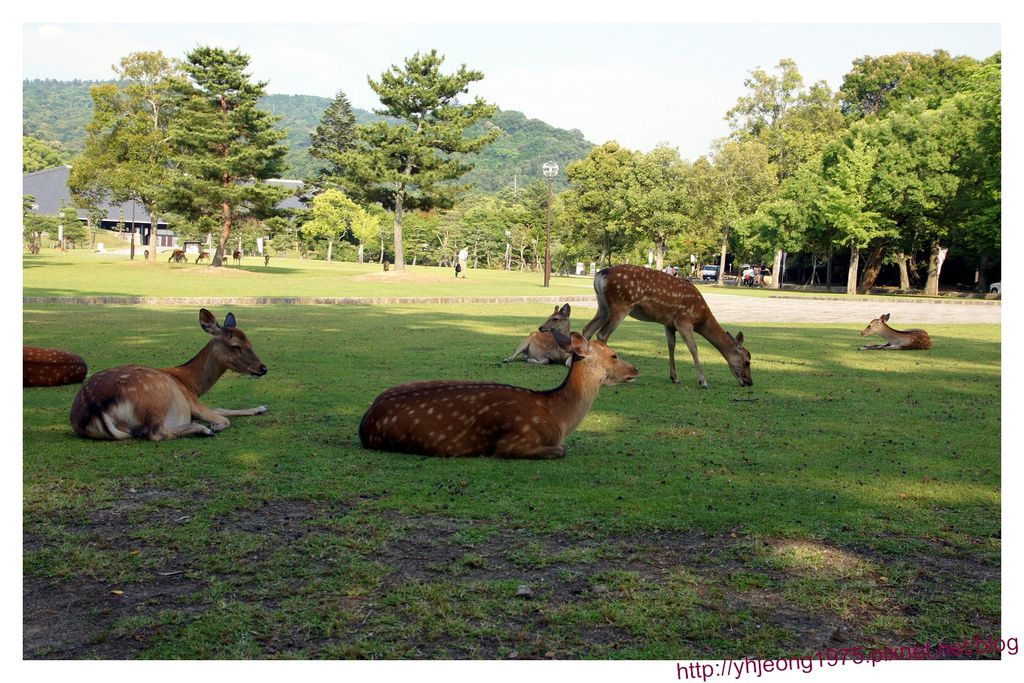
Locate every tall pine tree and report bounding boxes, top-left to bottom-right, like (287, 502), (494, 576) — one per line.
(165, 46), (289, 267)
(335, 50), (499, 269)
(309, 89), (357, 184)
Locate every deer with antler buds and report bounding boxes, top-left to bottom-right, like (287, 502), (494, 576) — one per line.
(70, 309), (269, 441)
(581, 265), (752, 388)
(859, 313), (931, 350)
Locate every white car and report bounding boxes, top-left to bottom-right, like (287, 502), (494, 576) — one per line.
(990, 282), (1001, 294)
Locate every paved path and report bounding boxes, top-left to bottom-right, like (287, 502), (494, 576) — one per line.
(572, 294), (1001, 324)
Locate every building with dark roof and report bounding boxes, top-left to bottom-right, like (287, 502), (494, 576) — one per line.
(23, 166), (306, 248)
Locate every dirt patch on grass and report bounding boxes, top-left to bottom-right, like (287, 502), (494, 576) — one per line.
(24, 497), (1001, 659)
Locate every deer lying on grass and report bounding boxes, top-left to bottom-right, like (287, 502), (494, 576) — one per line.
(24, 346), (88, 387)
(581, 264), (751, 387)
(360, 330), (638, 458)
(195, 251), (210, 264)
(70, 309), (268, 441)
(859, 313), (931, 350)
(168, 249), (187, 263)
(233, 249), (242, 265)
(502, 304), (572, 365)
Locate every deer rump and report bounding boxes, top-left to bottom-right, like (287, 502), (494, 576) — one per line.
(360, 381), (563, 458)
(70, 366), (194, 439)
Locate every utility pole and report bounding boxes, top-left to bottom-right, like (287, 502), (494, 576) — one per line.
(542, 161), (558, 288)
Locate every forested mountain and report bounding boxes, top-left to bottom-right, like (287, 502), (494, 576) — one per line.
(23, 80), (594, 191)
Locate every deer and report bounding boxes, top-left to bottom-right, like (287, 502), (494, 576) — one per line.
(24, 346), (88, 387)
(70, 309), (269, 441)
(168, 249), (187, 263)
(233, 249), (242, 265)
(859, 313), (932, 350)
(503, 304), (572, 365)
(28, 244), (40, 255)
(360, 330), (638, 459)
(264, 254), (270, 268)
(581, 264), (752, 388)
(195, 251), (210, 264)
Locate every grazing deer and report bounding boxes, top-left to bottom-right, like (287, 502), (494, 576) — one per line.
(195, 251), (210, 264)
(70, 309), (269, 441)
(168, 249), (187, 263)
(360, 330), (638, 458)
(859, 313), (932, 350)
(581, 265), (752, 388)
(28, 244), (40, 254)
(54, 243), (67, 255)
(24, 346), (88, 387)
(233, 249), (242, 265)
(503, 304), (572, 365)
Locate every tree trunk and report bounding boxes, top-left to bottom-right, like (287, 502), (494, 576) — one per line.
(825, 250), (833, 292)
(357, 242), (364, 263)
(771, 248), (784, 290)
(717, 226), (729, 286)
(148, 209), (159, 262)
(974, 253), (990, 292)
(896, 252), (911, 290)
(393, 190), (405, 270)
(212, 202), (231, 267)
(846, 244), (860, 296)
(326, 238), (333, 262)
(655, 239), (666, 271)
(857, 242), (886, 293)
(923, 240), (946, 296)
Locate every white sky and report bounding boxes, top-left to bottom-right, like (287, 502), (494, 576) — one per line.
(21, 19), (1000, 161)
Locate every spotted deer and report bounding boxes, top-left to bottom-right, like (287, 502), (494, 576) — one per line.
(70, 309), (268, 441)
(503, 304), (572, 365)
(168, 249), (187, 263)
(195, 251), (210, 264)
(360, 330), (638, 458)
(859, 313), (931, 350)
(581, 265), (752, 387)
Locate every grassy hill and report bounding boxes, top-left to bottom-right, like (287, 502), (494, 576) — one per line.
(23, 79), (594, 191)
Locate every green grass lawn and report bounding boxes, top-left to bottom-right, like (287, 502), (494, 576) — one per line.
(23, 300), (1000, 659)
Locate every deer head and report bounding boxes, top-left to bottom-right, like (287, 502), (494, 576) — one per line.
(538, 304), (572, 335)
(551, 330), (638, 385)
(199, 309), (268, 377)
(725, 332), (753, 387)
(861, 313), (891, 337)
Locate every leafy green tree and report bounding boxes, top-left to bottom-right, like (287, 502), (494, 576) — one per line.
(301, 189), (360, 262)
(23, 136), (69, 172)
(623, 145), (692, 270)
(58, 205), (87, 248)
(563, 141), (639, 266)
(164, 46), (289, 267)
(69, 51), (182, 262)
(817, 135), (895, 295)
(335, 50), (499, 269)
(839, 50), (980, 119)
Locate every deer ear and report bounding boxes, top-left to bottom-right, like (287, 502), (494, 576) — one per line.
(199, 309), (220, 335)
(224, 313), (237, 329)
(735, 331), (745, 347)
(550, 328), (573, 353)
(881, 313), (890, 322)
(569, 332), (591, 358)
(553, 305), (560, 313)
(560, 303), (571, 316)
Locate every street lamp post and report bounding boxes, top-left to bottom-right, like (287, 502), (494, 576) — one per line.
(542, 161), (558, 288)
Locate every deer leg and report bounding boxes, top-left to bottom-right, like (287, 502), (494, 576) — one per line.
(665, 325), (679, 383)
(212, 405), (269, 417)
(859, 343), (893, 351)
(592, 305), (630, 342)
(148, 422), (216, 441)
(679, 325), (708, 388)
(581, 309), (608, 340)
(503, 339), (531, 363)
(495, 440), (565, 459)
